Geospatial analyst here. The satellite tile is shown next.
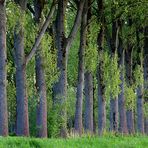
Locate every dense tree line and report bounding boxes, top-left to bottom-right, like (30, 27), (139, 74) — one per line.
(0, 0), (147, 138)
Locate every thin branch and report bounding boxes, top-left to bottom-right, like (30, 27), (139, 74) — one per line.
(25, 1), (57, 65)
(66, 0), (85, 49)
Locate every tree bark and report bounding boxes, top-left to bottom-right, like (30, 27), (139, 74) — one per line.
(53, 0), (68, 137)
(84, 71), (93, 134)
(125, 20), (135, 134)
(53, 0), (85, 137)
(118, 36), (128, 134)
(36, 50), (47, 138)
(137, 86), (144, 134)
(74, 0), (88, 135)
(136, 28), (145, 134)
(110, 97), (118, 132)
(14, 27), (29, 136)
(109, 14), (119, 133)
(126, 110), (135, 134)
(14, 0), (29, 136)
(97, 29), (106, 135)
(0, 0), (8, 136)
(97, 0), (106, 135)
(144, 26), (148, 135)
(34, 0), (47, 138)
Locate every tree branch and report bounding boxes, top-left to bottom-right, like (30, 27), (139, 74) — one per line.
(66, 0), (85, 50)
(25, 1), (57, 65)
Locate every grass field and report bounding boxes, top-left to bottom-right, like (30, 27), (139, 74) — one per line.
(0, 135), (148, 148)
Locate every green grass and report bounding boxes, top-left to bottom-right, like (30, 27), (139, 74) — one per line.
(0, 135), (148, 148)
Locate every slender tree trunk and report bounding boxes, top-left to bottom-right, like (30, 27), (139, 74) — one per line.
(144, 26), (148, 135)
(97, 47), (106, 135)
(36, 50), (47, 137)
(125, 22), (135, 134)
(84, 71), (93, 134)
(97, 0), (106, 136)
(34, 0), (47, 138)
(118, 37), (128, 134)
(74, 1), (88, 135)
(137, 86), (144, 134)
(13, 0), (29, 137)
(110, 97), (118, 132)
(53, 0), (68, 137)
(109, 15), (119, 132)
(53, 0), (85, 137)
(0, 0), (8, 136)
(14, 27), (29, 136)
(93, 85), (96, 134)
(126, 110), (135, 134)
(136, 29), (145, 134)
(98, 72), (106, 135)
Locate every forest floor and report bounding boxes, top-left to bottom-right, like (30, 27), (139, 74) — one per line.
(0, 135), (148, 148)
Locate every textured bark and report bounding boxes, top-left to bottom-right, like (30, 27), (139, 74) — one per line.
(93, 86), (96, 133)
(118, 37), (128, 134)
(109, 11), (119, 132)
(84, 71), (93, 134)
(34, 0), (47, 138)
(98, 76), (106, 135)
(125, 21), (135, 134)
(53, 0), (68, 137)
(137, 86), (144, 134)
(144, 26), (148, 135)
(74, 0), (88, 135)
(97, 0), (106, 135)
(97, 30), (106, 135)
(136, 29), (145, 134)
(36, 51), (47, 138)
(144, 26), (148, 86)
(14, 28), (29, 136)
(126, 110), (135, 134)
(0, 1), (8, 136)
(14, 0), (29, 136)
(110, 97), (118, 132)
(53, 0), (85, 137)
(25, 1), (56, 64)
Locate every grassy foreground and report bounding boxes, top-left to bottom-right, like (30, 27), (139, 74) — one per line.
(0, 135), (148, 148)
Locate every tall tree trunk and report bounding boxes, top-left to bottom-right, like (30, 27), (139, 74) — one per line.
(118, 35), (128, 134)
(84, 71), (93, 134)
(93, 85), (96, 133)
(74, 0), (88, 135)
(137, 86), (144, 133)
(14, 0), (29, 136)
(97, 28), (106, 135)
(53, 0), (68, 137)
(53, 0), (85, 137)
(125, 20), (135, 134)
(35, 50), (47, 137)
(14, 28), (29, 136)
(34, 0), (47, 138)
(110, 97), (118, 132)
(0, 0), (8, 136)
(110, 14), (119, 132)
(97, 66), (106, 135)
(126, 110), (135, 134)
(144, 26), (148, 135)
(136, 28), (144, 134)
(97, 0), (106, 135)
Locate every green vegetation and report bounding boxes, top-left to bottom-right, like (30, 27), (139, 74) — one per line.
(0, 136), (148, 148)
